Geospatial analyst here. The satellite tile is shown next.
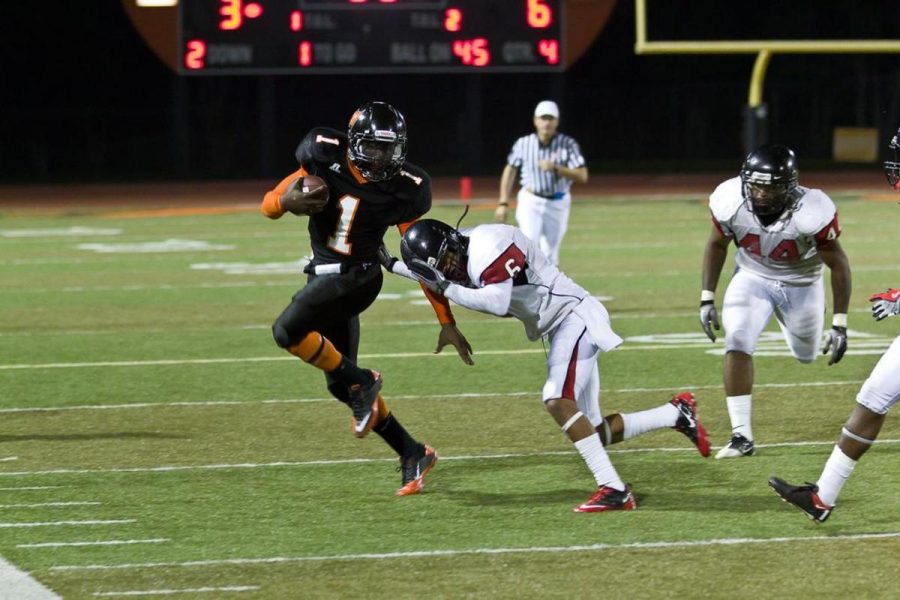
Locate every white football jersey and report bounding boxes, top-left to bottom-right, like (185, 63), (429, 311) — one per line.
(709, 176), (841, 284)
(462, 224), (589, 341)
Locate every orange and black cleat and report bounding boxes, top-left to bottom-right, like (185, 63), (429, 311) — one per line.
(349, 371), (382, 438)
(396, 445), (438, 496)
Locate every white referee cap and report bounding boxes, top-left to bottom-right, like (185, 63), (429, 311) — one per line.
(534, 100), (559, 119)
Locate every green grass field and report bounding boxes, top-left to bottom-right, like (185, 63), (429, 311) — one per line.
(1, 193), (898, 599)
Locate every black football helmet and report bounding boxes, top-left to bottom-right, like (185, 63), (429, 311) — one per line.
(740, 144), (800, 218)
(885, 128), (900, 190)
(347, 101), (408, 182)
(400, 219), (470, 284)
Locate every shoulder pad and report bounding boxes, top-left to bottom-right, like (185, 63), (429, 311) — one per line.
(792, 188), (837, 234)
(392, 161), (432, 221)
(709, 176), (744, 222)
(397, 162), (430, 188)
(469, 225), (517, 263)
(295, 127), (346, 167)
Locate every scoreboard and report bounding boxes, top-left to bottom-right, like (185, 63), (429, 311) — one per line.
(178, 0), (564, 74)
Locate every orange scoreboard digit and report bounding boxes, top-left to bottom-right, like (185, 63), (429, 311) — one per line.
(179, 0), (564, 74)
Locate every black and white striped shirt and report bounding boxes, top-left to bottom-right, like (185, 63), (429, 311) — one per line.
(507, 132), (585, 198)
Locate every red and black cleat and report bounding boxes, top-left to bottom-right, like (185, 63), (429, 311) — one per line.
(574, 484), (637, 513)
(769, 477), (834, 523)
(670, 392), (711, 457)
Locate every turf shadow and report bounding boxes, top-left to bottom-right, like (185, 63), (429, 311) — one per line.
(637, 489), (780, 513)
(444, 488), (590, 507)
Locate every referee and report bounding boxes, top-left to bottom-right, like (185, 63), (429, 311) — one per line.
(494, 100), (588, 266)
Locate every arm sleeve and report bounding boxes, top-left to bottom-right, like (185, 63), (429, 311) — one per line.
(397, 220), (456, 325)
(567, 138), (586, 168)
(398, 172), (433, 224)
(814, 212), (841, 246)
(261, 166), (308, 219)
(507, 138), (524, 168)
(709, 209), (732, 237)
(479, 243), (527, 285)
(445, 279), (513, 317)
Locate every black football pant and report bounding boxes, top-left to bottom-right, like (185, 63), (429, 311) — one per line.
(272, 263), (383, 403)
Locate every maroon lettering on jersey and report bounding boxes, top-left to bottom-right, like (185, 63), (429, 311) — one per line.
(814, 214), (841, 245)
(481, 243), (526, 285)
(769, 239), (800, 262)
(738, 233), (762, 256)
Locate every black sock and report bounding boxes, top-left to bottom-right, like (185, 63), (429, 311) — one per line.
(375, 413), (422, 459)
(330, 357), (373, 387)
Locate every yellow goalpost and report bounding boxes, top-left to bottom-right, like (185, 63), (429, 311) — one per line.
(633, 0), (900, 152)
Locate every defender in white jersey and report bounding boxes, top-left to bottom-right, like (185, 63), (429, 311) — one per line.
(769, 130), (900, 522)
(700, 144), (852, 459)
(494, 100), (588, 266)
(381, 219), (711, 513)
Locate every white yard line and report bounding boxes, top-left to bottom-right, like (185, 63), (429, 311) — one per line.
(0, 350), (543, 371)
(0, 555), (61, 599)
(1, 439), (898, 478)
(49, 531), (900, 572)
(0, 307), (883, 337)
(0, 486), (66, 491)
(2, 339), (894, 370)
(0, 501), (101, 509)
(0, 380), (869, 415)
(93, 587), (259, 597)
(0, 456), (19, 462)
(18, 539), (169, 549)
(0, 519), (135, 528)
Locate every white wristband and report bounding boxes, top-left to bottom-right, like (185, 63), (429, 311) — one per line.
(832, 313), (848, 328)
(700, 290), (716, 302)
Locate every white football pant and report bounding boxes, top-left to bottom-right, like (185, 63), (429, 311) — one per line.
(543, 311), (608, 427)
(857, 334), (900, 415)
(722, 268), (825, 362)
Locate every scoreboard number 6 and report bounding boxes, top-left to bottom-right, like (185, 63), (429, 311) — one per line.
(526, 0), (552, 28)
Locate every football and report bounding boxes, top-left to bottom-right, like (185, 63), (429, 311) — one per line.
(299, 175), (328, 197)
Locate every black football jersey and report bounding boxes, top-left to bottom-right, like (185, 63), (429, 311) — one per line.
(294, 127), (432, 265)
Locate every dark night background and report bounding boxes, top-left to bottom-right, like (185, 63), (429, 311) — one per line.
(1, 0), (898, 183)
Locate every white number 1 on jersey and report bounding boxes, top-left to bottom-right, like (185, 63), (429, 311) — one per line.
(327, 194), (360, 255)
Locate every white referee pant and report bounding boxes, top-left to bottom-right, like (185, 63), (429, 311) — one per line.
(515, 189), (571, 266)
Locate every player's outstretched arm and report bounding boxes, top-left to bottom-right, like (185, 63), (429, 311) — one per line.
(444, 279), (513, 318)
(699, 226), (729, 342)
(376, 244), (418, 281)
(818, 239), (851, 365)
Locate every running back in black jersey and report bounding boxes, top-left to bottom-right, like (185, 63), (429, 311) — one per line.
(295, 127), (432, 266)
